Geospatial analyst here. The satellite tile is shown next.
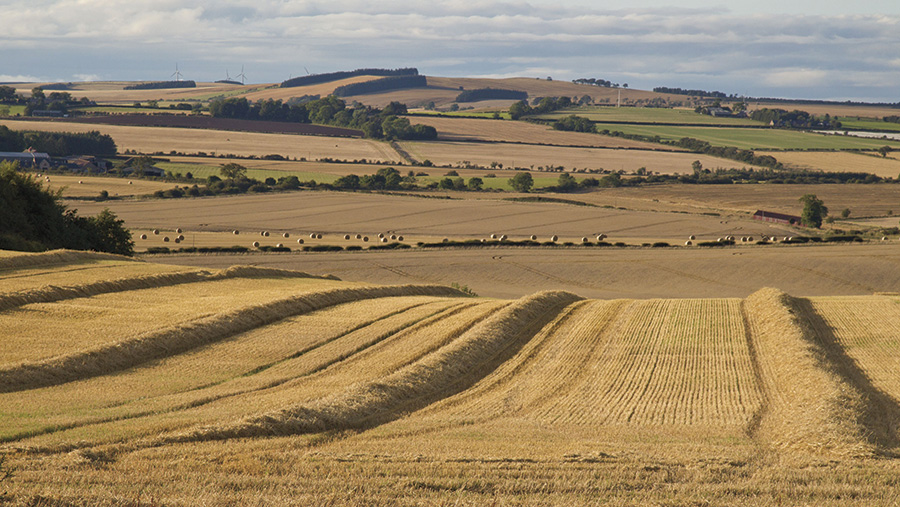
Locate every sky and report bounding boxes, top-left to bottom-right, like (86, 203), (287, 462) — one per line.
(2, 0), (899, 102)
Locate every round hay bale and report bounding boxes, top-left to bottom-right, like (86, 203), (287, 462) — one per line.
(530, 235), (537, 241)
(344, 234), (351, 240)
(390, 234), (397, 240)
(174, 238), (181, 244)
(297, 238), (304, 244)
(252, 241), (260, 248)
(490, 234), (497, 239)
(685, 240), (693, 246)
(282, 232), (290, 238)
(783, 237), (788, 242)
(378, 233), (385, 239)
(163, 236), (170, 242)
(363, 236), (369, 242)
(316, 233), (323, 239)
(442, 238), (449, 243)
(480, 238), (486, 243)
(233, 230), (240, 235)
(717, 238), (723, 242)
(883, 236), (888, 241)
(398, 236), (404, 241)
(582, 237), (589, 243)
(139, 234), (147, 240)
(310, 233), (316, 239)
(177, 235), (185, 241)
(263, 231), (270, 237)
(276, 243), (283, 248)
(128, 181), (133, 185)
(689, 235), (696, 240)
(78, 180), (83, 184)
(381, 238), (388, 243)
(551, 235), (558, 242)
(500, 235), (507, 241)
(355, 234), (362, 239)
(175, 228), (183, 234)
(747, 236), (753, 242)
(598, 234), (607, 240)
(153, 229), (160, 235)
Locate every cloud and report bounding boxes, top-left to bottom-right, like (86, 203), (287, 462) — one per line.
(1, 1), (899, 100)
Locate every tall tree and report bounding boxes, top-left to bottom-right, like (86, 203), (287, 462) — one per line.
(799, 194), (828, 228)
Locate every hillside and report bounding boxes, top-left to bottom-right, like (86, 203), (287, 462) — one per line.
(2, 250), (900, 504)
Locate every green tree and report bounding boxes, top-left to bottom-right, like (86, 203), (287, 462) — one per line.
(220, 162), (248, 180)
(800, 194), (828, 228)
(879, 146), (893, 158)
(557, 173), (578, 192)
(467, 177), (484, 190)
(509, 172), (534, 192)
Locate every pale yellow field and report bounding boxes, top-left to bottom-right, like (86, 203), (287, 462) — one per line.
(749, 102), (900, 119)
(399, 139), (759, 173)
(758, 150), (900, 178)
(71, 190), (794, 250)
(38, 174), (177, 198)
(0, 119), (401, 162)
(237, 75), (384, 102)
(403, 115), (675, 149)
(3, 253), (900, 505)
(156, 242), (900, 300)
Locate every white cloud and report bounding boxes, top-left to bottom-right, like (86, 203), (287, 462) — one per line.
(1, 1), (899, 100)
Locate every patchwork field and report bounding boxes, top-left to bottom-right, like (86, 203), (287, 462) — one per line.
(398, 140), (755, 173)
(0, 119), (402, 163)
(3, 251), (900, 505)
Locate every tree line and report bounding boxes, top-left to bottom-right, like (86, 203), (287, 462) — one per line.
(0, 126), (117, 156)
(508, 96), (575, 120)
(456, 88), (528, 102)
(333, 75), (427, 97)
(653, 87), (732, 98)
(124, 81), (197, 90)
(750, 108), (842, 129)
(208, 96), (436, 140)
(280, 68), (419, 88)
(0, 161), (133, 254)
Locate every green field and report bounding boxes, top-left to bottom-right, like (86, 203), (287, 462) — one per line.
(535, 106), (763, 126)
(154, 162), (342, 184)
(838, 118), (900, 133)
(412, 110), (512, 120)
(594, 123), (900, 150)
(0, 105), (26, 116)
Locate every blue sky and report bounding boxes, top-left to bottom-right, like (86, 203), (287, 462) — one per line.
(2, 1), (899, 102)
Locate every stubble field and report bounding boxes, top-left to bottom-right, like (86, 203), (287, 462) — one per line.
(3, 251), (900, 505)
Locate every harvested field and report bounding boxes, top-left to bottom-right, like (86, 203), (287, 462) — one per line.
(535, 106), (762, 126)
(0, 119), (401, 162)
(757, 150), (900, 178)
(403, 115), (676, 149)
(38, 174), (178, 198)
(398, 140), (757, 173)
(65, 114), (363, 137)
(12, 81), (260, 104)
(237, 75), (384, 102)
(155, 243), (900, 300)
(70, 190), (788, 249)
(5, 253), (900, 505)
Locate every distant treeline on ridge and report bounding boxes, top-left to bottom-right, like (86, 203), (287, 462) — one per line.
(124, 81), (197, 90)
(280, 68), (419, 88)
(333, 75), (427, 97)
(653, 87), (732, 99)
(456, 88), (528, 102)
(0, 125), (117, 156)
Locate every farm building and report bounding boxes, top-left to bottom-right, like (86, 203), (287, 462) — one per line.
(64, 156), (112, 173)
(753, 210), (804, 226)
(0, 151), (52, 170)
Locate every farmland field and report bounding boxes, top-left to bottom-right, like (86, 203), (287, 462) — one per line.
(535, 106), (763, 125)
(757, 150), (900, 178)
(4, 251), (900, 505)
(0, 119), (401, 162)
(39, 174), (179, 198)
(398, 140), (757, 173)
(593, 123), (900, 150)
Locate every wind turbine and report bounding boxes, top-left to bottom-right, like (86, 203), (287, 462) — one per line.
(171, 63), (183, 82)
(224, 68), (232, 81)
(235, 65), (247, 85)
